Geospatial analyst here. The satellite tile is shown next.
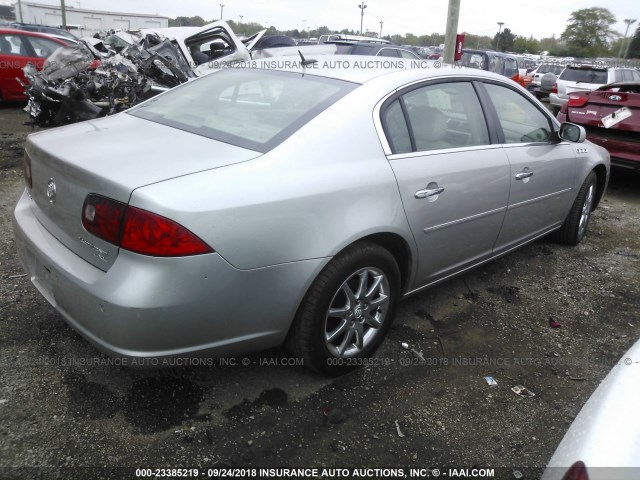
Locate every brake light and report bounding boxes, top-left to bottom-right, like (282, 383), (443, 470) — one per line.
(561, 461), (589, 480)
(82, 194), (213, 257)
(551, 82), (558, 94)
(23, 151), (32, 189)
(567, 94), (588, 108)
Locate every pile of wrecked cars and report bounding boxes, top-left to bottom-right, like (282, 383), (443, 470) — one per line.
(21, 21), (333, 126)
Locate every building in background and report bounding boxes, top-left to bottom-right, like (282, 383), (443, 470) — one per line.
(14, 2), (168, 35)
(0, 0), (16, 22)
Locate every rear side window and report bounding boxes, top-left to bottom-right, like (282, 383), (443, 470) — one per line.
(483, 83), (552, 143)
(0, 34), (29, 56)
(382, 82), (490, 153)
(560, 67), (607, 84)
(130, 69), (357, 153)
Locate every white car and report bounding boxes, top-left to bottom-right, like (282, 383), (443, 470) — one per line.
(548, 65), (640, 113)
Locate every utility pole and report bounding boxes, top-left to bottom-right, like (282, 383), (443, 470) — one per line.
(379, 20), (383, 38)
(618, 18), (636, 59)
(219, 4), (224, 20)
(496, 21), (504, 51)
(443, 0), (460, 65)
(16, 0), (24, 22)
(358, 1), (367, 35)
(60, 0), (67, 28)
(239, 15), (243, 23)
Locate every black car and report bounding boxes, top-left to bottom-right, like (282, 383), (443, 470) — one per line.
(9, 23), (78, 43)
(328, 40), (421, 60)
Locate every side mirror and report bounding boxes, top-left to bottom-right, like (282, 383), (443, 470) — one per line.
(558, 122), (586, 143)
(540, 72), (557, 91)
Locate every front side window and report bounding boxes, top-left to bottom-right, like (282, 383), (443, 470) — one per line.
(130, 69), (357, 152)
(483, 83), (552, 143)
(25, 36), (63, 58)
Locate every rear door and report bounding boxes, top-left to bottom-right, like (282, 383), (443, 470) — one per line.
(0, 33), (37, 100)
(381, 80), (511, 287)
(479, 81), (577, 252)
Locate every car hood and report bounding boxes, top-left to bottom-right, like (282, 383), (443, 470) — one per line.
(26, 113), (261, 271)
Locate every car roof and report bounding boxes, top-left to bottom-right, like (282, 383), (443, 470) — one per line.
(0, 27), (69, 44)
(247, 55), (516, 85)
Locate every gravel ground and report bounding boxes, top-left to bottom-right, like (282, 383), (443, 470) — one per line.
(0, 103), (639, 480)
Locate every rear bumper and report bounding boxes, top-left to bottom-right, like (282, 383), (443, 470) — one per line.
(584, 134), (640, 170)
(548, 93), (567, 108)
(12, 189), (326, 363)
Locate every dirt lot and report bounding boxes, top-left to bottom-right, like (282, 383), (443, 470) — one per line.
(0, 103), (639, 480)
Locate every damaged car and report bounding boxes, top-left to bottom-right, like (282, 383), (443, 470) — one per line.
(20, 21), (342, 126)
(22, 32), (192, 126)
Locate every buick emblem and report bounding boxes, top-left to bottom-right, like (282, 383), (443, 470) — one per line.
(608, 95), (622, 101)
(46, 178), (56, 203)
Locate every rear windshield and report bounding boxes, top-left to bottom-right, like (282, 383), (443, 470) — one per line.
(560, 67), (607, 84)
(129, 68), (357, 153)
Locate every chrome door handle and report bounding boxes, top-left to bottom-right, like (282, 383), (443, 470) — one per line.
(415, 187), (445, 199)
(515, 172), (534, 180)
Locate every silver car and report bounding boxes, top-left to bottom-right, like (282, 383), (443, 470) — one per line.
(543, 338), (640, 480)
(13, 57), (610, 374)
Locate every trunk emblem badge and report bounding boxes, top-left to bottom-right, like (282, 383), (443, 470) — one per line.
(46, 178), (56, 203)
(608, 95), (622, 101)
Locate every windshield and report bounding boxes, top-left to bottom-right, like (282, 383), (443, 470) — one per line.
(129, 68), (357, 153)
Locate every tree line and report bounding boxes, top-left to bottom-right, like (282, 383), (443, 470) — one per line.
(169, 7), (640, 58)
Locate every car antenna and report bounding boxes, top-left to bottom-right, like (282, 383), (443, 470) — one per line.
(298, 50), (317, 67)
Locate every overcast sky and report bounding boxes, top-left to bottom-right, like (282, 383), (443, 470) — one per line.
(14, 0), (640, 39)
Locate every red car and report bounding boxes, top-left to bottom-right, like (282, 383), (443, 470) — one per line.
(0, 28), (68, 101)
(557, 82), (640, 170)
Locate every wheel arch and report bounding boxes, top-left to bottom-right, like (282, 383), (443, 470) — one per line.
(285, 231), (414, 340)
(356, 232), (413, 294)
(592, 164), (608, 210)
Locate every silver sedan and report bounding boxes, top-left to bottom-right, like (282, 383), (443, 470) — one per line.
(13, 56), (610, 374)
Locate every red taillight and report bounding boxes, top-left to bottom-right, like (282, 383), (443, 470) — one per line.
(23, 151), (32, 189)
(120, 206), (213, 257)
(567, 94), (589, 108)
(551, 82), (558, 94)
(561, 461), (589, 480)
(81, 194), (213, 257)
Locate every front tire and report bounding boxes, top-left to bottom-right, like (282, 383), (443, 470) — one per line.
(552, 171), (597, 246)
(286, 242), (400, 376)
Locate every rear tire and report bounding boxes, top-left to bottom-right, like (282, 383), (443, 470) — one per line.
(286, 242), (400, 376)
(551, 171), (597, 246)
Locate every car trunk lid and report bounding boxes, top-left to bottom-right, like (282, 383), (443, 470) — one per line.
(25, 113), (261, 271)
(567, 90), (640, 131)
